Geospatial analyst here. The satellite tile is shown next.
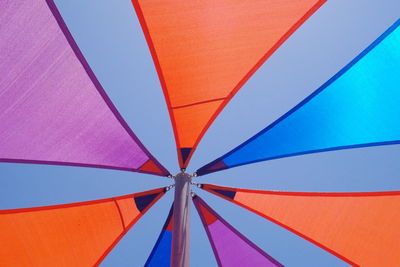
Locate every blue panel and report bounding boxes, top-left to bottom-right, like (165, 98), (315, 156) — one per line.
(198, 20), (400, 174)
(145, 231), (172, 267)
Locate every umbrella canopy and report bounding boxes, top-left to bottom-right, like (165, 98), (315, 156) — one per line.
(1, 0), (400, 266)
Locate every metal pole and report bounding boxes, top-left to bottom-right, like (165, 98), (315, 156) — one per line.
(171, 172), (191, 267)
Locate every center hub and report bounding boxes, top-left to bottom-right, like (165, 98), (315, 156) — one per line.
(174, 171), (192, 184)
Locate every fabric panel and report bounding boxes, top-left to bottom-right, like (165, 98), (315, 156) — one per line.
(145, 205), (174, 267)
(133, 0), (326, 167)
(193, 196), (282, 267)
(202, 184), (400, 266)
(0, 0), (168, 176)
(116, 198), (140, 228)
(197, 20), (400, 175)
(0, 188), (165, 267)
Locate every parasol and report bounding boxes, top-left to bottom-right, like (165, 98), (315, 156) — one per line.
(1, 0), (399, 266)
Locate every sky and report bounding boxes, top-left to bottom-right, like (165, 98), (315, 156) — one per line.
(1, 0), (399, 266)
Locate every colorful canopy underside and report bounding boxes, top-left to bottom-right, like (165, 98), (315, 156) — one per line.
(132, 0), (326, 168)
(0, 0), (169, 176)
(202, 184), (400, 267)
(145, 204), (173, 267)
(193, 195), (282, 267)
(198, 19), (400, 175)
(0, 187), (165, 267)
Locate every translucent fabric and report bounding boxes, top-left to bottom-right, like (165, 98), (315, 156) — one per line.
(193, 195), (282, 267)
(198, 20), (400, 175)
(132, 0), (326, 167)
(0, 0), (169, 176)
(202, 184), (400, 266)
(145, 204), (173, 267)
(0, 188), (166, 267)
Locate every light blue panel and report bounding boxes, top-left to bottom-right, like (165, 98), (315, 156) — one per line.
(222, 21), (400, 168)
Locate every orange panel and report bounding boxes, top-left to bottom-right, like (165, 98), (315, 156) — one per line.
(0, 188), (165, 267)
(172, 100), (224, 167)
(116, 198), (140, 228)
(204, 184), (400, 267)
(172, 100), (223, 149)
(133, 0), (326, 167)
(1, 201), (123, 267)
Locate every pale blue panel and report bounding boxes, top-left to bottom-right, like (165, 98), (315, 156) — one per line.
(198, 20), (400, 174)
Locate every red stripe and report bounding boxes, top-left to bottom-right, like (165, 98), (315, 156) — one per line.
(171, 97), (227, 110)
(0, 187), (165, 214)
(113, 199), (126, 230)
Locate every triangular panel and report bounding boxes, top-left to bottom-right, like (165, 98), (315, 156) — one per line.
(0, 0), (169, 176)
(198, 20), (400, 175)
(0, 188), (166, 266)
(202, 184), (400, 266)
(132, 0), (326, 167)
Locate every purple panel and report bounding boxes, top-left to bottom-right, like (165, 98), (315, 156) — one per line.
(193, 196), (282, 267)
(0, 1), (168, 175)
(208, 221), (278, 267)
